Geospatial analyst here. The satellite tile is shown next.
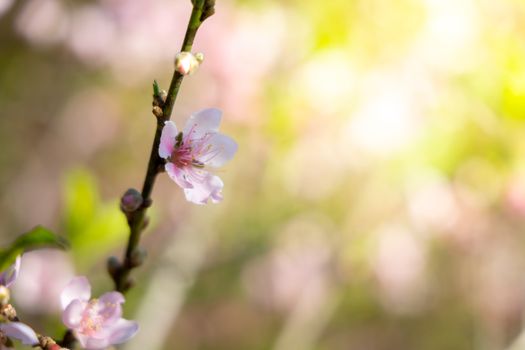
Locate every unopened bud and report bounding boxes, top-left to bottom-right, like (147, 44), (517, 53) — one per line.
(0, 287), (9, 306)
(152, 106), (163, 118)
(194, 52), (204, 64)
(160, 90), (167, 103)
(129, 248), (147, 268)
(0, 304), (16, 320)
(120, 188), (143, 212)
(107, 256), (121, 277)
(175, 52), (201, 75)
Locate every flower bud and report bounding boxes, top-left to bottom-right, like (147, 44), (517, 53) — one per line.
(174, 52), (201, 75)
(107, 256), (121, 277)
(152, 106), (163, 118)
(120, 189), (143, 212)
(160, 89), (167, 103)
(0, 304), (16, 319)
(129, 248), (147, 268)
(194, 52), (204, 64)
(0, 286), (9, 306)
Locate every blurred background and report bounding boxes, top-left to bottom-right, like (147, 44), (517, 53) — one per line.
(1, 0), (525, 349)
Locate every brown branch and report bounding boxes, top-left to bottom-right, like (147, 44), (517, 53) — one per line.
(110, 0), (214, 293)
(60, 1), (215, 348)
(0, 304), (69, 350)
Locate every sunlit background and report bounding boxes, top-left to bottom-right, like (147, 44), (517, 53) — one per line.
(2, 0), (525, 349)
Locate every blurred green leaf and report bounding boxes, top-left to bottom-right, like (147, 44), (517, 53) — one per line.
(62, 168), (129, 269)
(0, 226), (69, 271)
(64, 169), (97, 237)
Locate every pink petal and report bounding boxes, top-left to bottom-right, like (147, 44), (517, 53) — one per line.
(60, 276), (91, 310)
(108, 319), (139, 345)
(0, 256), (20, 288)
(74, 333), (89, 348)
(98, 292), (124, 324)
(165, 163), (193, 189)
(184, 174), (224, 205)
(199, 133), (238, 167)
(0, 322), (38, 345)
(62, 299), (86, 329)
(76, 333), (109, 350)
(159, 121), (178, 159)
(183, 108), (222, 139)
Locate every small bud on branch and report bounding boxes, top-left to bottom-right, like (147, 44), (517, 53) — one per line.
(201, 0), (215, 21)
(107, 256), (122, 278)
(0, 287), (9, 306)
(120, 188), (143, 213)
(174, 52), (203, 75)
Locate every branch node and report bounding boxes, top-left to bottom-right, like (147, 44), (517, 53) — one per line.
(107, 256), (122, 278)
(201, 0), (215, 21)
(120, 188), (143, 213)
(152, 106), (164, 118)
(129, 248), (147, 268)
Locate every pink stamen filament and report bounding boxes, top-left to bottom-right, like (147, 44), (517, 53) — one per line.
(79, 300), (104, 336)
(170, 128), (223, 170)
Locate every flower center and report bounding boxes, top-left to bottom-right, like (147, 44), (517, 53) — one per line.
(79, 299), (103, 336)
(169, 130), (220, 169)
(170, 143), (193, 168)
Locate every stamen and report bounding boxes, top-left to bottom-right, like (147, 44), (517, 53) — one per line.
(192, 159), (205, 168)
(174, 132), (184, 148)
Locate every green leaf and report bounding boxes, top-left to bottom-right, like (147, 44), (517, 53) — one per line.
(62, 168), (130, 269)
(153, 80), (160, 97)
(0, 226), (69, 271)
(64, 169), (97, 238)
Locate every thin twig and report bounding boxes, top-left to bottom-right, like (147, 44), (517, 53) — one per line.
(112, 0), (213, 293)
(0, 304), (68, 350)
(59, 1), (215, 348)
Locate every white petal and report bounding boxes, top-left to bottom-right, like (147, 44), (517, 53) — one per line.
(98, 292), (124, 325)
(0, 322), (38, 345)
(165, 163), (193, 189)
(184, 174), (224, 205)
(108, 319), (139, 345)
(62, 299), (85, 329)
(199, 133), (238, 167)
(81, 335), (110, 350)
(60, 276), (91, 310)
(159, 121), (178, 159)
(0, 255), (20, 288)
(183, 108), (222, 139)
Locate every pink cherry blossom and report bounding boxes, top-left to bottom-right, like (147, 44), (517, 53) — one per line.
(159, 108), (238, 205)
(0, 322), (39, 349)
(0, 256), (20, 288)
(60, 277), (138, 350)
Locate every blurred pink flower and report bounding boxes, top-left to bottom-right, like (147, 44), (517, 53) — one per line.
(13, 250), (74, 314)
(0, 0), (14, 19)
(243, 216), (334, 313)
(0, 257), (38, 348)
(372, 226), (428, 314)
(0, 322), (38, 349)
(505, 177), (525, 217)
(0, 256), (20, 288)
(159, 108), (237, 205)
(61, 277), (138, 350)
